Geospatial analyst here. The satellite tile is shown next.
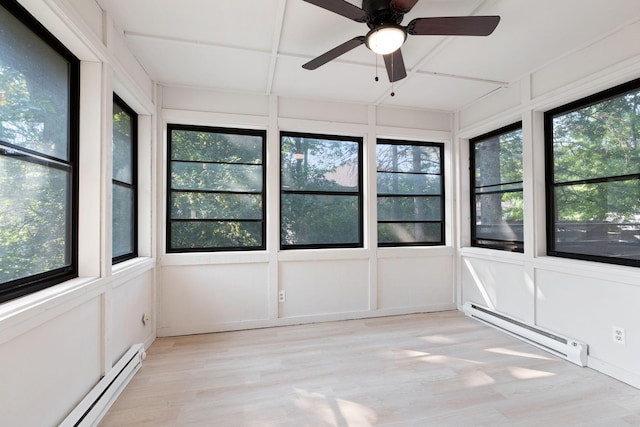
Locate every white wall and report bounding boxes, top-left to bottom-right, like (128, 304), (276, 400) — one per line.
(455, 18), (640, 388)
(0, 1), (157, 425)
(157, 87), (456, 336)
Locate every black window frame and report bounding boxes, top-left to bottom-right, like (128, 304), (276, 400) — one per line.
(166, 124), (267, 253)
(280, 131), (364, 250)
(376, 138), (445, 247)
(0, 0), (80, 303)
(545, 78), (640, 267)
(112, 94), (138, 264)
(470, 122), (524, 252)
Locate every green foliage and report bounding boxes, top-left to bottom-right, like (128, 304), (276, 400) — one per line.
(0, 157), (68, 283)
(553, 91), (640, 222)
(0, 61), (71, 284)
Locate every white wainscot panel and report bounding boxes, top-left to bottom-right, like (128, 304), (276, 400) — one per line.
(279, 259), (369, 318)
(535, 268), (640, 378)
(0, 297), (102, 426)
(378, 255), (454, 310)
(461, 255), (532, 322)
(158, 263), (270, 336)
(111, 270), (154, 365)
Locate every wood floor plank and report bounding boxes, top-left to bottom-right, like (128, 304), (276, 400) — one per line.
(99, 311), (640, 426)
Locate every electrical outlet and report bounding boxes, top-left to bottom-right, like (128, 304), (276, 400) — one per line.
(612, 326), (626, 344)
(278, 290), (286, 303)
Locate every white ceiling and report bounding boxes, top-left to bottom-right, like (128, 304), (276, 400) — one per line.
(95, 0), (640, 112)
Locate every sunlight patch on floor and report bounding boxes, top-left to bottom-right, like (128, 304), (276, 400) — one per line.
(485, 347), (554, 361)
(293, 388), (377, 427)
(508, 366), (556, 380)
(462, 370), (496, 388)
(394, 349), (431, 358)
(419, 334), (459, 344)
(420, 354), (484, 366)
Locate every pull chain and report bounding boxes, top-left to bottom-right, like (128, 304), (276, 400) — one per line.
(375, 53), (379, 82)
(390, 53), (395, 97)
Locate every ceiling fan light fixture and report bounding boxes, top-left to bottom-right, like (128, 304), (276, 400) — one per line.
(366, 25), (406, 55)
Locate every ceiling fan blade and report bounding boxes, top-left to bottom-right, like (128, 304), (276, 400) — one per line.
(383, 49), (407, 82)
(407, 16), (500, 36)
(390, 0), (420, 14)
(302, 36), (366, 70)
(303, 0), (368, 22)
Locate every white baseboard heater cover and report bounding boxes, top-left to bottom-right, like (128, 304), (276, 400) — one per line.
(463, 302), (587, 367)
(60, 343), (145, 427)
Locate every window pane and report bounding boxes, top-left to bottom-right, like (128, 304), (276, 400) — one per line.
(170, 221), (263, 250)
(171, 161), (263, 192)
(171, 130), (262, 164)
(474, 128), (523, 188)
(376, 144), (441, 174)
(378, 196), (441, 221)
(553, 180), (640, 259)
(281, 136), (359, 192)
(378, 223), (442, 245)
(170, 192), (262, 220)
(112, 184), (134, 258)
(553, 90), (640, 183)
(474, 192), (524, 241)
(0, 155), (70, 283)
(113, 102), (133, 184)
(377, 173), (441, 195)
(168, 125), (266, 252)
(475, 182), (523, 194)
(0, 6), (70, 161)
(281, 193), (360, 246)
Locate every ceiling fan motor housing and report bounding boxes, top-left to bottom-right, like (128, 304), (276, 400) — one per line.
(363, 0), (405, 28)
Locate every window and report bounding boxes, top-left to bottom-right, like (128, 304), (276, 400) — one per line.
(280, 132), (362, 249)
(470, 123), (524, 252)
(167, 125), (266, 252)
(546, 79), (640, 266)
(112, 95), (137, 263)
(376, 139), (445, 246)
(0, 0), (79, 303)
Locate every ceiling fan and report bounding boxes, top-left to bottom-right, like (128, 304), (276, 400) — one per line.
(302, 0), (500, 83)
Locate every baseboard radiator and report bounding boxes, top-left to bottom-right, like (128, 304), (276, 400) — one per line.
(463, 302), (588, 367)
(60, 343), (146, 427)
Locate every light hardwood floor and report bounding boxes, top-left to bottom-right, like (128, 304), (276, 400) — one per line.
(100, 311), (640, 426)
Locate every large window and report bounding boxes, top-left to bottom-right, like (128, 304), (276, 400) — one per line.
(470, 123), (524, 252)
(376, 139), (444, 246)
(112, 95), (137, 263)
(167, 125), (266, 252)
(546, 79), (640, 266)
(280, 132), (362, 249)
(0, 0), (79, 303)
